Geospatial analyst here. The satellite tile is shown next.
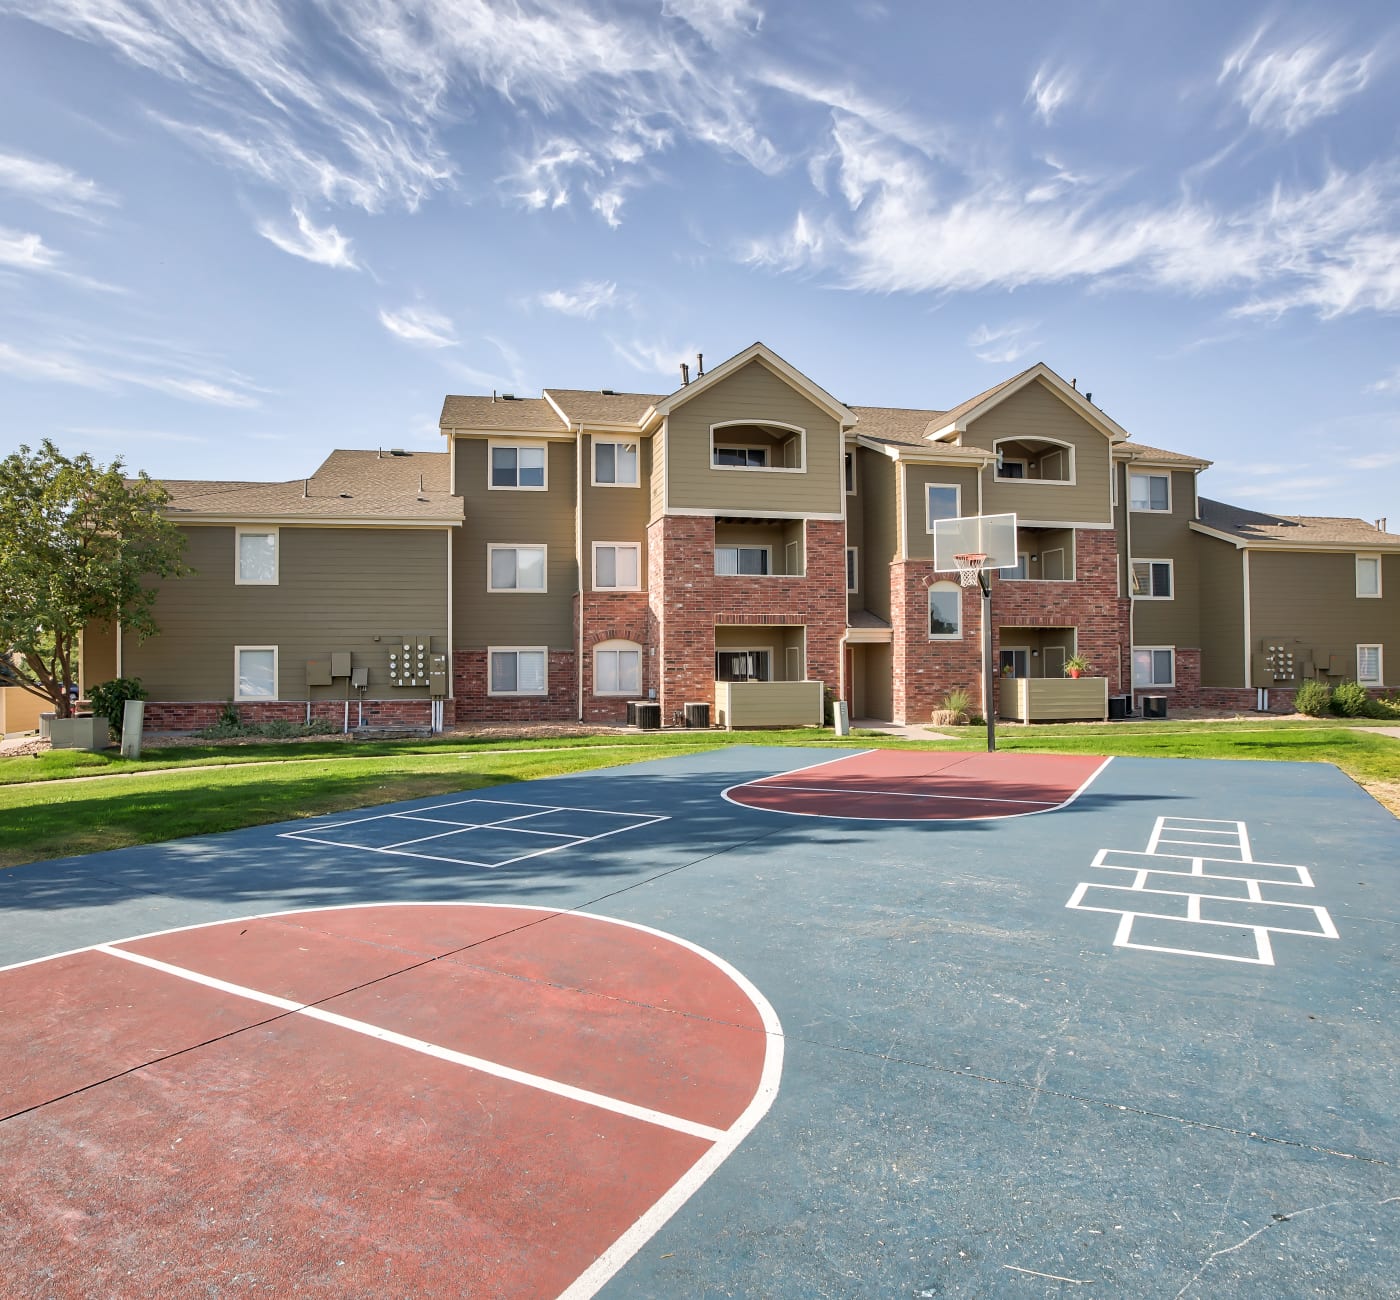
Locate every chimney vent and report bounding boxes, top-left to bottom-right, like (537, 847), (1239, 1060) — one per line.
(680, 362), (690, 385)
(697, 352), (704, 377)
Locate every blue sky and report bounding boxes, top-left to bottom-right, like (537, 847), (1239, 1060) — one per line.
(1, 1), (1397, 521)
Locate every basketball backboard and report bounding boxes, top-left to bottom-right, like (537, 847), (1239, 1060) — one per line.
(932, 512), (1018, 574)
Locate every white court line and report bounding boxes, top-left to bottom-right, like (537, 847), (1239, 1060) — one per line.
(741, 781), (1061, 808)
(96, 943), (726, 1143)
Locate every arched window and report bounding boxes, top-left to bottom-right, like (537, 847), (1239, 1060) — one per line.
(994, 437), (1074, 483)
(928, 581), (962, 640)
(594, 639), (643, 696)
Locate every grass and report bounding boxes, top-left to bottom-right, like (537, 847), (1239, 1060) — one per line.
(0, 717), (1396, 869)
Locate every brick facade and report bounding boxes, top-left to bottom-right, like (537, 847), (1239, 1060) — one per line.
(453, 649), (576, 723)
(142, 698), (439, 731)
(578, 591), (654, 724)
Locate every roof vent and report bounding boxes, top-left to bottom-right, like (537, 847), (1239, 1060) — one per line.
(601, 388), (616, 395)
(339, 492), (352, 499)
(389, 448), (409, 456)
(501, 393), (517, 400)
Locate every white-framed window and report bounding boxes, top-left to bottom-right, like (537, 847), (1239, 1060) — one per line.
(710, 421), (806, 472)
(235, 645), (277, 700)
(1130, 559), (1174, 599)
(592, 542), (641, 591)
(1357, 644), (1383, 686)
(1129, 471), (1171, 512)
(487, 544), (547, 591)
(995, 439), (1073, 483)
(235, 527), (278, 585)
(715, 649), (771, 681)
(1356, 554), (1382, 598)
(925, 483), (961, 531)
(844, 450), (857, 495)
(715, 545), (770, 575)
(928, 581), (962, 639)
(713, 445), (768, 469)
(594, 639), (643, 696)
(996, 453), (1026, 479)
(846, 546), (859, 593)
(489, 442), (547, 490)
(1003, 552), (1030, 581)
(593, 440), (639, 487)
(489, 647), (547, 695)
(1132, 646), (1175, 687)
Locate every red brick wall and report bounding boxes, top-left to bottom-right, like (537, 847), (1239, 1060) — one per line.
(891, 563), (984, 723)
(142, 699), (438, 731)
(579, 591), (653, 724)
(453, 650), (577, 723)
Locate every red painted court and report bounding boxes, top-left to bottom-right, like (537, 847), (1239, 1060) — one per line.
(724, 749), (1111, 820)
(0, 904), (782, 1299)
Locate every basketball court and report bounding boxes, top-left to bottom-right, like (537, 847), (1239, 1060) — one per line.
(1, 744), (1396, 1297)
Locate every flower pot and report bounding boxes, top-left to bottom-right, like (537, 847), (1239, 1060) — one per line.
(1068, 669), (1082, 679)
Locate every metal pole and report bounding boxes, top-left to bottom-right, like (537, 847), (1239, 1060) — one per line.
(980, 571), (996, 753)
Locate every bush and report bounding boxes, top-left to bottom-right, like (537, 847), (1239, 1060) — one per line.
(1330, 680), (1370, 717)
(1293, 680), (1331, 716)
(86, 677), (148, 740)
(940, 686), (972, 714)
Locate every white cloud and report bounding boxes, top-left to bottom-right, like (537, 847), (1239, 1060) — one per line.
(539, 280), (621, 318)
(741, 210), (826, 271)
(1366, 367), (1400, 395)
(1345, 449), (1400, 470)
(662, 0), (763, 46)
(256, 207), (357, 269)
(968, 322), (1041, 366)
(1220, 28), (1375, 135)
(1026, 63), (1076, 124)
(0, 339), (261, 406)
(378, 306), (457, 348)
(610, 337), (702, 381)
(67, 425), (208, 445)
(0, 151), (115, 214)
(0, 227), (62, 273)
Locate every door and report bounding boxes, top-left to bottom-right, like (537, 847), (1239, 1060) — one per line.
(1042, 646), (1066, 679)
(785, 646), (802, 682)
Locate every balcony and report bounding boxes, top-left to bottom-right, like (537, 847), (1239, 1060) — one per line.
(714, 679), (824, 729)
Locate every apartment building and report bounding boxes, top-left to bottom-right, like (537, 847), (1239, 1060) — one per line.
(88, 343), (1400, 730)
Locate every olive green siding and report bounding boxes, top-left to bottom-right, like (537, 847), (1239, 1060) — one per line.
(858, 643), (893, 720)
(1129, 468), (1201, 646)
(123, 525), (449, 700)
(649, 428), (666, 521)
(1195, 536), (1245, 686)
(860, 453), (898, 623)
(665, 360), (843, 514)
(845, 445), (864, 617)
(582, 434), (652, 590)
(973, 380), (1114, 524)
(452, 437), (578, 648)
(1113, 462), (1128, 596)
(80, 621), (119, 693)
(903, 464), (983, 561)
(1249, 551), (1400, 683)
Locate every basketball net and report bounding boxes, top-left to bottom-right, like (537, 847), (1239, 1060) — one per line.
(952, 552), (988, 588)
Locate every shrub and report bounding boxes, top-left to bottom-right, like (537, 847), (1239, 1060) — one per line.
(931, 686), (973, 727)
(1293, 680), (1331, 716)
(86, 677), (148, 740)
(1330, 680), (1370, 717)
(259, 718), (299, 738)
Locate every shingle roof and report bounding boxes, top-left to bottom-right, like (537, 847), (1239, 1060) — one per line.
(439, 395), (566, 433)
(849, 404), (946, 445)
(161, 450), (462, 522)
(923, 366), (1040, 436)
(1198, 498), (1400, 548)
(545, 389), (663, 426)
(1115, 440), (1211, 467)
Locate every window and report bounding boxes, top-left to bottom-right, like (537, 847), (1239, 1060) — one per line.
(593, 543), (641, 590)
(489, 647), (547, 695)
(1129, 472), (1170, 512)
(928, 581), (962, 639)
(1357, 554), (1382, 598)
(235, 528), (278, 584)
(235, 646), (277, 700)
(1132, 647), (1175, 687)
(1357, 644), (1383, 686)
(996, 453), (1026, 479)
(846, 546), (858, 593)
(488, 544), (547, 591)
(1004, 553), (1029, 581)
(844, 451), (856, 495)
(1130, 559), (1174, 599)
(594, 641), (642, 696)
(713, 446), (768, 468)
(925, 484), (960, 531)
(593, 441), (638, 486)
(490, 443), (547, 489)
(715, 650), (770, 681)
(715, 545), (769, 575)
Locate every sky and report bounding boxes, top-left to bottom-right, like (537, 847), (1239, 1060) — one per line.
(0, 1), (1397, 522)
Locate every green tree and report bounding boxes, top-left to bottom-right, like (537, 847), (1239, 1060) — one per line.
(0, 440), (188, 717)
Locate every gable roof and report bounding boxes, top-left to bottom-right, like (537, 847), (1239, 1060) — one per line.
(439, 395), (566, 433)
(160, 450), (462, 525)
(1193, 498), (1400, 550)
(1114, 441), (1212, 469)
(924, 363), (1131, 445)
(545, 389), (661, 428)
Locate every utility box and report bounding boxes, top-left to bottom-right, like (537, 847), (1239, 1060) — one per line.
(428, 652), (448, 697)
(350, 667), (369, 689)
(389, 634), (430, 687)
(330, 651), (352, 679)
(306, 659), (332, 687)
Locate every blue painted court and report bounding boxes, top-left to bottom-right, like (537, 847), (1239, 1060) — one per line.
(1, 745), (1396, 1298)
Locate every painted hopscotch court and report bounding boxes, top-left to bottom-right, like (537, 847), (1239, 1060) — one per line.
(1, 744), (1396, 1297)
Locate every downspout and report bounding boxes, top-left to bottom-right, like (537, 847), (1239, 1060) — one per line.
(1242, 548), (1254, 704)
(445, 525), (454, 725)
(576, 424), (585, 722)
(1124, 458), (1134, 697)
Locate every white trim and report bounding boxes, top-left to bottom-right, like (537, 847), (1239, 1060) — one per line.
(486, 543), (548, 592)
(844, 449), (857, 495)
(487, 645), (548, 696)
(172, 514), (462, 528)
(591, 438), (641, 488)
(846, 546), (859, 594)
(486, 439), (549, 491)
(1129, 557), (1174, 600)
(993, 436), (1076, 485)
(643, 341), (855, 426)
(1356, 553), (1382, 598)
(1132, 645), (1176, 688)
(714, 544), (773, 577)
(1128, 470), (1172, 513)
(234, 525), (279, 585)
(592, 639), (644, 697)
(663, 506), (845, 522)
(234, 644), (278, 701)
(923, 481), (962, 533)
(714, 646), (774, 682)
(1357, 643), (1383, 687)
(709, 419), (807, 474)
(1242, 549), (1252, 686)
(591, 541), (643, 591)
(445, 529), (454, 699)
(927, 580), (962, 640)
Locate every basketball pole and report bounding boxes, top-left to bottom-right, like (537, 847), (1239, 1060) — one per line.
(979, 569), (996, 753)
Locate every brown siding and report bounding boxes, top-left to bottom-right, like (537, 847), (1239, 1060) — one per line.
(1129, 468), (1201, 646)
(845, 445), (864, 618)
(973, 380), (1114, 524)
(902, 464), (983, 561)
(860, 452), (898, 624)
(582, 434), (651, 590)
(650, 426), (666, 521)
(452, 437), (578, 648)
(1249, 550), (1400, 682)
(666, 360), (843, 514)
(80, 621), (119, 692)
(124, 525), (449, 701)
(860, 643), (893, 720)
(1195, 535), (1244, 686)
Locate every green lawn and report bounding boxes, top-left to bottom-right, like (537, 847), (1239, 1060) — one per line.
(1, 719), (1395, 868)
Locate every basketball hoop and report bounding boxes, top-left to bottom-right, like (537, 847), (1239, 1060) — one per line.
(953, 552), (988, 588)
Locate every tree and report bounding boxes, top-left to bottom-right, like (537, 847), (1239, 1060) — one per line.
(0, 440), (188, 717)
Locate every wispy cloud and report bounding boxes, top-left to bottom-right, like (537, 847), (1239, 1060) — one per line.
(968, 322), (1041, 365)
(0, 227), (62, 273)
(1364, 366), (1400, 395)
(1345, 449), (1400, 470)
(741, 210), (826, 271)
(378, 306), (457, 348)
(610, 337), (701, 381)
(0, 339), (261, 407)
(539, 280), (621, 318)
(1026, 63), (1076, 124)
(0, 150), (115, 215)
(662, 0), (763, 46)
(1220, 27), (1376, 135)
(67, 425), (208, 445)
(255, 207), (357, 269)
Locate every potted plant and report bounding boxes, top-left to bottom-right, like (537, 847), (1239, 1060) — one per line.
(1064, 653), (1093, 679)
